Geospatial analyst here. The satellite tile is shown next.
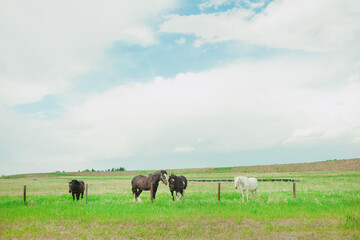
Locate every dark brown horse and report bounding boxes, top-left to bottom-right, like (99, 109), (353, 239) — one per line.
(131, 170), (168, 203)
(68, 180), (85, 201)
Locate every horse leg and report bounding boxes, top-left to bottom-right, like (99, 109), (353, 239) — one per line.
(137, 189), (143, 203)
(152, 185), (158, 200)
(171, 191), (174, 201)
(153, 189), (157, 200)
(81, 192), (84, 199)
(72, 193), (75, 201)
(251, 190), (255, 199)
(76, 193), (80, 201)
(246, 189), (249, 202)
(132, 186), (138, 202)
(133, 193), (137, 202)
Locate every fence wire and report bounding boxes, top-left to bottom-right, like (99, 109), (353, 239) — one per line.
(188, 179), (300, 182)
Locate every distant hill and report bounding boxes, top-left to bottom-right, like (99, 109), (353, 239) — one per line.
(230, 158), (360, 173)
(2, 158), (359, 178)
(170, 158), (360, 174)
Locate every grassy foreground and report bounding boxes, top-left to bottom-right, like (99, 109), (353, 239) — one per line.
(0, 165), (359, 239)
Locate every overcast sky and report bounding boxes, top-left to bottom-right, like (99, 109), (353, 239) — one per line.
(1, 0), (360, 175)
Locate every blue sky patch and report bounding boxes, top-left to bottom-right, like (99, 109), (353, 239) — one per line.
(12, 95), (64, 120)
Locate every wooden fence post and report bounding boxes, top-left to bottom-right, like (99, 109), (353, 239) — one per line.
(218, 183), (221, 201)
(85, 184), (88, 204)
(23, 185), (26, 204)
(293, 182), (296, 200)
(150, 184), (153, 203)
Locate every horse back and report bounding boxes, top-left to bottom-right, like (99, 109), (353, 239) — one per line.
(132, 175), (151, 190)
(79, 181), (85, 193)
(248, 178), (258, 191)
(169, 175), (187, 191)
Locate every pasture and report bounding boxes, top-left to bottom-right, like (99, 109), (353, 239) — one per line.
(0, 160), (360, 239)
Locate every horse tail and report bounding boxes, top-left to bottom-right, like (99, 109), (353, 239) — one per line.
(180, 176), (188, 189)
(131, 175), (141, 193)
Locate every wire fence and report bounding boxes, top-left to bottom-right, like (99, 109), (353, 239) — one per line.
(188, 179), (300, 182)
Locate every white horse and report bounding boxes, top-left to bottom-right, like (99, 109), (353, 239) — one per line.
(234, 176), (258, 202)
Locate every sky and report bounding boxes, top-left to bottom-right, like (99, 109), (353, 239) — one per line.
(1, 0), (360, 175)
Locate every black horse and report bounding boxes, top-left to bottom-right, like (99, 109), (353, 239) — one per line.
(68, 180), (85, 201)
(131, 170), (168, 202)
(168, 174), (187, 201)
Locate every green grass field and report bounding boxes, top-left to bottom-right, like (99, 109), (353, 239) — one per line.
(1, 164), (360, 239)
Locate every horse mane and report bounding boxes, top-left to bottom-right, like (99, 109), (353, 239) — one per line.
(148, 171), (161, 176)
(148, 171), (161, 182)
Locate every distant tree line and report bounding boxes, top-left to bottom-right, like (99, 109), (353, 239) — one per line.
(79, 167), (125, 172)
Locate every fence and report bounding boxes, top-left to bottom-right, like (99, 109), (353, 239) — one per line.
(22, 178), (299, 204)
(23, 184), (89, 204)
(188, 179), (300, 182)
(188, 178), (300, 201)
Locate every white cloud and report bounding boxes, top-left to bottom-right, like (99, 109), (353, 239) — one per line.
(174, 146), (194, 153)
(199, 0), (235, 10)
(161, 0), (360, 52)
(0, 0), (176, 106)
(1, 0), (360, 175)
(57, 55), (360, 156)
(292, 127), (324, 138)
(175, 37), (186, 45)
(1, 54), (360, 174)
(199, 0), (266, 11)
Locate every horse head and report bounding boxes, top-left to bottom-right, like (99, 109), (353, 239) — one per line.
(69, 180), (77, 193)
(234, 176), (247, 189)
(234, 177), (242, 189)
(168, 174), (176, 187)
(69, 180), (81, 192)
(160, 170), (168, 185)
